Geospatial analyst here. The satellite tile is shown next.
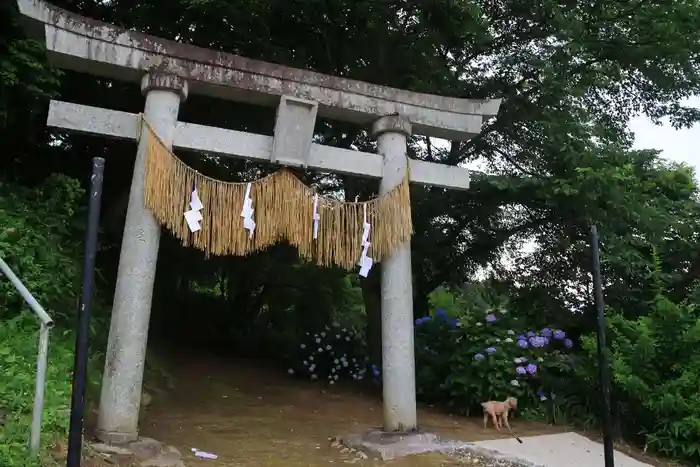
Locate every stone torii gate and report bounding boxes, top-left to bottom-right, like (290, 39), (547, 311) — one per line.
(17, 0), (501, 444)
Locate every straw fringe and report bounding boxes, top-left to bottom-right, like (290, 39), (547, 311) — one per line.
(141, 116), (413, 269)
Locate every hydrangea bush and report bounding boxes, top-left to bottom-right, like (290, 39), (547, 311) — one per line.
(415, 286), (575, 415)
(286, 324), (369, 384)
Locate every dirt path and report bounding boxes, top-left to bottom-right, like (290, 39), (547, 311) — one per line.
(138, 355), (563, 467)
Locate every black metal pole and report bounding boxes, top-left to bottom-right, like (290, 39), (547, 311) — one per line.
(67, 157), (105, 467)
(590, 225), (615, 467)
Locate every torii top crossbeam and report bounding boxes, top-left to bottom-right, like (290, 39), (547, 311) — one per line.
(17, 0), (500, 141)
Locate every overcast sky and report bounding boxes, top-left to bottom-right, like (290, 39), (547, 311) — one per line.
(628, 96), (700, 175)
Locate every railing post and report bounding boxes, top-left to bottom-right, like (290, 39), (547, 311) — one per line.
(0, 256), (54, 456)
(30, 323), (51, 455)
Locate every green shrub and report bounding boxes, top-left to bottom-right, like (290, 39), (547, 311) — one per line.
(0, 315), (75, 466)
(0, 174), (85, 323)
(287, 324), (368, 383)
(579, 294), (700, 462)
(415, 285), (574, 415)
(0, 174), (104, 465)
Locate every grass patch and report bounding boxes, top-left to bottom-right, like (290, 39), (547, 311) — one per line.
(0, 314), (77, 466)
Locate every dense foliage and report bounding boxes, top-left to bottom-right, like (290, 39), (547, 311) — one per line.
(0, 175), (84, 323)
(3, 0), (700, 465)
(415, 286), (574, 417)
(0, 175), (103, 466)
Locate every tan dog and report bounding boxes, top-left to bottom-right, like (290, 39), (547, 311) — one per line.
(481, 397), (518, 431)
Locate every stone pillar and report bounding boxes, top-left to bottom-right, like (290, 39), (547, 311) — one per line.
(97, 73), (188, 443)
(371, 115), (417, 432)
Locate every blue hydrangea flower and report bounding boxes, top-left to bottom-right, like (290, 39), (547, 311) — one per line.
(540, 328), (553, 337)
(526, 331), (536, 338)
(553, 329), (566, 340)
(529, 336), (548, 348)
(474, 353), (485, 361)
(515, 366), (526, 375)
(517, 334), (526, 340)
(485, 314), (497, 323)
(415, 318), (423, 325)
(537, 391), (548, 401)
(486, 347), (497, 354)
(435, 308), (446, 318)
(563, 338), (573, 348)
(517, 339), (529, 349)
(526, 363), (538, 374)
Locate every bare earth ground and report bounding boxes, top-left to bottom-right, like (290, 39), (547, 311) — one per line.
(74, 354), (671, 467)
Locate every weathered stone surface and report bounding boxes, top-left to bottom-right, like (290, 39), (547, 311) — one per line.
(90, 442), (133, 456)
(128, 437), (163, 460)
(87, 437), (186, 467)
(16, 0), (501, 140)
(140, 451), (186, 467)
(339, 428), (450, 461)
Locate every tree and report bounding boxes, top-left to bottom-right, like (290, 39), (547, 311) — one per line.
(5, 0), (700, 355)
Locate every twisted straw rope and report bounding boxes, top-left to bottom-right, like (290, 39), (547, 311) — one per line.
(138, 114), (413, 269)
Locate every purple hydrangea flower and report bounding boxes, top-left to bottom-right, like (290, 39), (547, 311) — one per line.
(553, 329), (566, 340)
(485, 314), (497, 323)
(526, 331), (536, 338)
(436, 308), (446, 318)
(541, 328), (552, 337)
(529, 336), (547, 348)
(516, 366), (527, 375)
(517, 339), (528, 349)
(517, 334), (526, 340)
(563, 338), (573, 348)
(486, 347), (497, 354)
(474, 353), (485, 361)
(526, 363), (537, 374)
(415, 318), (423, 325)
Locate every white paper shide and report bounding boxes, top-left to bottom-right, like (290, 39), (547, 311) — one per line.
(312, 193), (320, 240)
(240, 182), (256, 238)
(184, 187), (204, 232)
(358, 204), (373, 277)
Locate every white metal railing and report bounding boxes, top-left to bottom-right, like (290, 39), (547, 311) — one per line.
(0, 256), (54, 455)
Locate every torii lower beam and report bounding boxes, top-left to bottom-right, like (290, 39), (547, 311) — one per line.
(48, 100), (471, 190)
